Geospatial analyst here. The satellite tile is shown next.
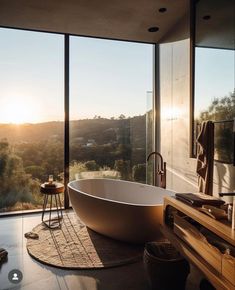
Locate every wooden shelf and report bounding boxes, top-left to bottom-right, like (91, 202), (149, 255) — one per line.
(164, 196), (235, 246)
(160, 224), (235, 290)
(162, 196), (235, 290)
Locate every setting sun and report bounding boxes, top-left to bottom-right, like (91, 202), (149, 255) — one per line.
(1, 98), (40, 124)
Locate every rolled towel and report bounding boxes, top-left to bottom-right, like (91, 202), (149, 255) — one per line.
(24, 232), (39, 239)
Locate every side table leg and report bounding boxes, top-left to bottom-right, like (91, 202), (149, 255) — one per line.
(58, 193), (63, 219)
(42, 194), (48, 222)
(55, 194), (61, 227)
(49, 194), (53, 228)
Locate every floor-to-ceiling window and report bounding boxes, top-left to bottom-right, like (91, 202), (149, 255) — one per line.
(0, 28), (154, 213)
(69, 36), (154, 183)
(0, 28), (64, 212)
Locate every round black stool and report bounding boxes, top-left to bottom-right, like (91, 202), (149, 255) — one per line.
(40, 182), (64, 229)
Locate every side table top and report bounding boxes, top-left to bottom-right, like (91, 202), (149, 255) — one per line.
(40, 182), (64, 194)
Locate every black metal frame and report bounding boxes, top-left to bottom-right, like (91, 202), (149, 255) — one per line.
(189, 0), (196, 158)
(154, 44), (160, 153)
(0, 208), (64, 218)
(64, 34), (70, 209)
(0, 25), (156, 45)
(0, 25), (157, 216)
(153, 44), (160, 187)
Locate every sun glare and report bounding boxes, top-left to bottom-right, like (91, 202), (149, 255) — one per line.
(162, 106), (181, 121)
(2, 98), (39, 124)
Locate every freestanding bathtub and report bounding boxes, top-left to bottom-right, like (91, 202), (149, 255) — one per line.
(68, 178), (174, 244)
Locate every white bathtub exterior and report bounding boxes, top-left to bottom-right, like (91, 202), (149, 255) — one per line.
(68, 179), (174, 243)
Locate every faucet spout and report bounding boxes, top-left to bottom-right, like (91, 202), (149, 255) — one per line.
(147, 152), (163, 171)
(147, 151), (166, 188)
(219, 193), (235, 197)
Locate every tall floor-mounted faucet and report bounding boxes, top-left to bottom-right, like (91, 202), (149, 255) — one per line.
(147, 152), (166, 189)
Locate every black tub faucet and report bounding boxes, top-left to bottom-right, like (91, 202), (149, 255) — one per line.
(147, 152), (166, 189)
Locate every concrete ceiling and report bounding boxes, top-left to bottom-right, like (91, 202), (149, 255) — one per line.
(0, 0), (188, 43)
(196, 0), (235, 49)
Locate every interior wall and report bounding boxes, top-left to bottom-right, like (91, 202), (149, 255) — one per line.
(160, 38), (198, 193)
(159, 32), (235, 202)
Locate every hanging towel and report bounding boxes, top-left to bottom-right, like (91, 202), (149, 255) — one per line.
(196, 120), (214, 195)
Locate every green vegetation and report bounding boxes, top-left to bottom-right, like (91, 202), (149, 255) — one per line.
(197, 90), (235, 163)
(0, 115), (147, 212)
(114, 160), (131, 180)
(0, 139), (42, 211)
(199, 91), (235, 122)
(132, 163), (146, 183)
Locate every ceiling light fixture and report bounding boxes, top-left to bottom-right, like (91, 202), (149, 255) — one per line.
(203, 15), (211, 20)
(148, 27), (159, 32)
(159, 7), (167, 13)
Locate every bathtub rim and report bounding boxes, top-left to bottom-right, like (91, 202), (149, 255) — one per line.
(68, 178), (174, 207)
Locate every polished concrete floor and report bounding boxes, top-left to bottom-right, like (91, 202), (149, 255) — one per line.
(0, 211), (203, 290)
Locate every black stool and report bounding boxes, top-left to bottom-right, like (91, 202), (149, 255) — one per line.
(40, 182), (64, 229)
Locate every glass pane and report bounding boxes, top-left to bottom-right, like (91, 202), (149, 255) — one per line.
(194, 48), (235, 162)
(214, 121), (234, 163)
(194, 0), (235, 163)
(0, 28), (64, 213)
(69, 36), (153, 183)
(195, 48), (234, 122)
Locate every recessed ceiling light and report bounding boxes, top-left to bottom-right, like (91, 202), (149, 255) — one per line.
(203, 15), (211, 20)
(159, 7), (167, 13)
(148, 27), (159, 32)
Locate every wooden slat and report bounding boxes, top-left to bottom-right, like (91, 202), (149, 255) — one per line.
(222, 253), (235, 286)
(160, 225), (235, 290)
(164, 196), (235, 246)
(173, 214), (222, 273)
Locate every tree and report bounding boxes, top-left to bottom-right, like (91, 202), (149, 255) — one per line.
(25, 165), (45, 180)
(118, 114), (126, 120)
(69, 161), (86, 181)
(199, 91), (235, 122)
(0, 139), (40, 210)
(197, 90), (235, 163)
(114, 159), (131, 180)
(132, 163), (146, 183)
(0, 139), (9, 178)
(84, 160), (100, 171)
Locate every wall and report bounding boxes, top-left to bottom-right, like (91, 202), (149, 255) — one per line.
(159, 29), (235, 202)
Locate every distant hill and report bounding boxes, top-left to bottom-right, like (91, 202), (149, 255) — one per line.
(0, 115), (146, 148)
(0, 122), (64, 143)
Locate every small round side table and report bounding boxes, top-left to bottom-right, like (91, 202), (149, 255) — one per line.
(40, 182), (64, 229)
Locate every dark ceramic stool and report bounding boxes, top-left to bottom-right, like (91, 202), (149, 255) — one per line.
(143, 241), (190, 290)
(199, 279), (215, 290)
(40, 182), (64, 229)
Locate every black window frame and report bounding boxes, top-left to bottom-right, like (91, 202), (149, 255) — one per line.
(0, 25), (158, 216)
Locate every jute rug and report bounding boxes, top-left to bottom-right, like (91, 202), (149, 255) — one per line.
(26, 213), (143, 269)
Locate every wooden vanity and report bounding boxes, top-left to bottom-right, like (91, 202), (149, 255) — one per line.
(161, 196), (235, 290)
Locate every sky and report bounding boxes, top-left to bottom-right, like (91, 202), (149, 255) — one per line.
(195, 47), (234, 117)
(0, 28), (153, 124)
(0, 28), (234, 124)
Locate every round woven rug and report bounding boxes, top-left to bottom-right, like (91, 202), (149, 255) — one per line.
(26, 213), (143, 269)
